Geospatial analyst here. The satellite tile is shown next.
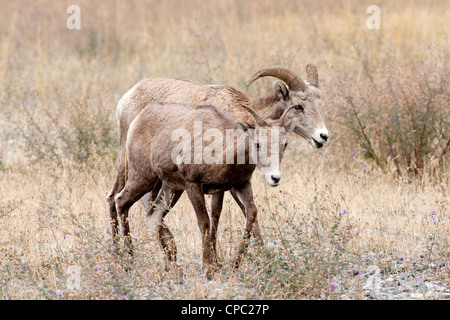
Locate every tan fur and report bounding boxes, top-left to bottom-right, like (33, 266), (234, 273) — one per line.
(106, 65), (329, 277)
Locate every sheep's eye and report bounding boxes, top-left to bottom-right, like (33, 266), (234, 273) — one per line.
(256, 142), (261, 150)
(283, 142), (288, 150)
(295, 105), (304, 111)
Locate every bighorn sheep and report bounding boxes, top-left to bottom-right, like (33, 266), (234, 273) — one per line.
(107, 65), (329, 250)
(114, 102), (296, 278)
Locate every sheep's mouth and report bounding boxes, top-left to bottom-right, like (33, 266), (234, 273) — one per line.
(311, 138), (323, 149)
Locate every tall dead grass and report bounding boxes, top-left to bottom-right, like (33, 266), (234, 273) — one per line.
(0, 0), (448, 299)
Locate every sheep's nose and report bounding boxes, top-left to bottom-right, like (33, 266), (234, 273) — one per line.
(320, 133), (329, 142)
(271, 175), (281, 183)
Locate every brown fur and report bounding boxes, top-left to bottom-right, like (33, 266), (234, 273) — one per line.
(114, 103), (292, 278)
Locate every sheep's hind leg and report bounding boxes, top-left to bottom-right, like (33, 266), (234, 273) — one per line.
(140, 179), (163, 213)
(115, 176), (156, 259)
(146, 183), (183, 275)
(107, 157), (127, 252)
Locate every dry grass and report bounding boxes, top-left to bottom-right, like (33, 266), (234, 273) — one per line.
(0, 0), (448, 299)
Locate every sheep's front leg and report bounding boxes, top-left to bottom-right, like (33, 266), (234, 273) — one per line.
(231, 181), (258, 268)
(230, 186), (264, 245)
(185, 182), (214, 280)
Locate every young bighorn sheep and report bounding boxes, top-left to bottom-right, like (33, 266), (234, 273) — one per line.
(114, 103), (296, 278)
(107, 65), (329, 248)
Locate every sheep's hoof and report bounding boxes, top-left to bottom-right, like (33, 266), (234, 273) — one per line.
(205, 269), (214, 281)
(233, 257), (243, 270)
(205, 266), (215, 281)
(175, 266), (185, 284)
(165, 263), (184, 284)
(209, 259), (223, 271)
(175, 271), (185, 285)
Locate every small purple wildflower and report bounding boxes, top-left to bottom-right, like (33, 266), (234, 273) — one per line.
(56, 290), (63, 296)
(330, 281), (336, 292)
(351, 152), (356, 157)
(362, 148), (366, 152)
(362, 167), (367, 171)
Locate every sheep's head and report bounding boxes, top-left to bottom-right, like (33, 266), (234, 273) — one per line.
(236, 105), (296, 187)
(246, 65), (329, 149)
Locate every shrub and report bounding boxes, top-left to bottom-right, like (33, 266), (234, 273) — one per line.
(11, 89), (118, 168)
(333, 55), (449, 179)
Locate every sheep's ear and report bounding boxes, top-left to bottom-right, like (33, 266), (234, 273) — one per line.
(236, 120), (254, 138)
(284, 119), (297, 133)
(236, 120), (250, 131)
(273, 80), (289, 101)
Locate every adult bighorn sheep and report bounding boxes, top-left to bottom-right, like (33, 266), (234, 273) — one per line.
(115, 102), (296, 278)
(107, 65), (329, 266)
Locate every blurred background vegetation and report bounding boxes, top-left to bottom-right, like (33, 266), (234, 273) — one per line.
(0, 0), (448, 179)
(0, 0), (448, 299)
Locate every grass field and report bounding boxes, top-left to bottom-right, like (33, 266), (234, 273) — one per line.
(0, 0), (448, 299)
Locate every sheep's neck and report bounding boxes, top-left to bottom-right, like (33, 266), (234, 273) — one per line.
(231, 94), (280, 126)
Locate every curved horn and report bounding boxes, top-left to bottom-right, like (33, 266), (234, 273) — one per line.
(306, 63), (319, 88)
(246, 66), (307, 92)
(240, 104), (268, 127)
(279, 105), (297, 125)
